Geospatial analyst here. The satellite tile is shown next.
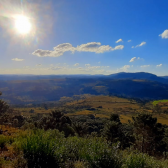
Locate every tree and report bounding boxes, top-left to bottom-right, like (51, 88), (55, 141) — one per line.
(72, 122), (88, 137)
(110, 114), (121, 123)
(118, 123), (135, 149)
(132, 113), (158, 154)
(37, 110), (74, 137)
(0, 92), (9, 116)
(103, 121), (121, 143)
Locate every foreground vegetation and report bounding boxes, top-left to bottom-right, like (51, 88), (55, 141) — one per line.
(1, 92), (168, 167)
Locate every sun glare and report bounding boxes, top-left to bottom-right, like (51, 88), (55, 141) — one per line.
(15, 15), (32, 34)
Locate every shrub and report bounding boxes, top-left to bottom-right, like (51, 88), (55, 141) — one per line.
(0, 135), (10, 149)
(61, 137), (122, 168)
(16, 129), (64, 168)
(124, 153), (164, 168)
(79, 138), (122, 168)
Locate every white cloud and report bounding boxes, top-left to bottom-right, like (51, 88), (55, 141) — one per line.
(156, 64), (162, 67)
(32, 43), (75, 57)
(136, 42), (146, 48)
(129, 57), (140, 62)
(120, 65), (130, 72)
(112, 45), (124, 50)
(85, 64), (91, 67)
(12, 58), (24, 61)
(128, 40), (131, 42)
(102, 66), (110, 68)
(115, 39), (123, 43)
(87, 66), (101, 70)
(74, 63), (79, 66)
(132, 42), (146, 48)
(138, 42), (146, 47)
(32, 42), (124, 57)
(129, 57), (137, 62)
(78, 67), (83, 70)
(98, 61), (101, 64)
(159, 30), (168, 39)
(140, 65), (150, 68)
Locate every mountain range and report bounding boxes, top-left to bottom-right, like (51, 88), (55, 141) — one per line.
(0, 72), (168, 104)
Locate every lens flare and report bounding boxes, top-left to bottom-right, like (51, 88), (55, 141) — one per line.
(15, 15), (32, 34)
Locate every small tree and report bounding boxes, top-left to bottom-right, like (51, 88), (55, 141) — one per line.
(110, 113), (121, 123)
(132, 113), (158, 154)
(0, 92), (9, 116)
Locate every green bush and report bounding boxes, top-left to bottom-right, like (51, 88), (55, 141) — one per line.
(14, 130), (123, 168)
(0, 135), (10, 149)
(123, 153), (164, 168)
(59, 136), (122, 168)
(16, 129), (64, 168)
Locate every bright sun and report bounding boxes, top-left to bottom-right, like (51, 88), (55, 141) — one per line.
(15, 15), (32, 34)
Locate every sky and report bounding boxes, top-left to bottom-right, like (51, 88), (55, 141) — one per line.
(0, 0), (168, 76)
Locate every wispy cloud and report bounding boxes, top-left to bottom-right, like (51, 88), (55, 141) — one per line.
(120, 65), (130, 72)
(32, 42), (124, 57)
(128, 40), (131, 42)
(12, 58), (24, 61)
(156, 64), (162, 67)
(159, 30), (168, 39)
(36, 64), (42, 66)
(85, 64), (91, 67)
(74, 63), (79, 66)
(141, 65), (150, 68)
(129, 57), (140, 62)
(115, 39), (123, 43)
(132, 41), (146, 48)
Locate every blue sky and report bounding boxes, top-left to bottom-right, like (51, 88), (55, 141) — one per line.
(0, 0), (168, 75)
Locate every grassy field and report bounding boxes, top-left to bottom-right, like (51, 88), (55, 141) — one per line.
(153, 100), (168, 106)
(14, 95), (168, 125)
(65, 96), (144, 123)
(65, 96), (168, 124)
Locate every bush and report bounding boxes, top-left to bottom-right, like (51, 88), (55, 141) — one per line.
(16, 129), (64, 168)
(60, 137), (122, 168)
(124, 152), (164, 168)
(0, 135), (10, 149)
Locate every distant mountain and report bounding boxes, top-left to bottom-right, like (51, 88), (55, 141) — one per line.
(0, 74), (105, 81)
(108, 72), (168, 84)
(161, 76), (168, 79)
(1, 72), (168, 104)
(1, 72), (168, 83)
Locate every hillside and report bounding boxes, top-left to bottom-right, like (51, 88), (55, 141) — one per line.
(1, 73), (168, 104)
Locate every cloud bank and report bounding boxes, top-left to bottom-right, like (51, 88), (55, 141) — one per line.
(32, 42), (124, 57)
